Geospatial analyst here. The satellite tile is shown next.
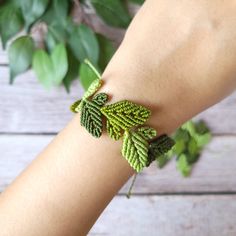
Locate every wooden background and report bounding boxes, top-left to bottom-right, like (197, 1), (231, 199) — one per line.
(1, 34), (236, 235)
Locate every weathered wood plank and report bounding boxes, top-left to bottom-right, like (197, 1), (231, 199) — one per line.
(1, 66), (236, 134)
(89, 195), (236, 236)
(0, 135), (236, 193)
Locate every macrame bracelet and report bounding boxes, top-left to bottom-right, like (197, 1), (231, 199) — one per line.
(70, 60), (175, 173)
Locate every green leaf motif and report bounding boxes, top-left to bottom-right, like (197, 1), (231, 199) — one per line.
(70, 100), (81, 113)
(68, 24), (99, 64)
(83, 79), (102, 100)
(101, 100), (151, 140)
(20, 0), (49, 30)
(8, 36), (35, 83)
(91, 0), (131, 28)
(137, 126), (157, 140)
(0, 4), (24, 49)
(122, 130), (149, 172)
(32, 44), (68, 89)
(80, 93), (108, 138)
(72, 79), (103, 113)
(148, 135), (175, 165)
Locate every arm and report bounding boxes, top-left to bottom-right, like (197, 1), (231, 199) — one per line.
(1, 0), (236, 235)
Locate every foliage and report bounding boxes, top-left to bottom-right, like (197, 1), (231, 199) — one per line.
(0, 0), (143, 91)
(156, 120), (212, 176)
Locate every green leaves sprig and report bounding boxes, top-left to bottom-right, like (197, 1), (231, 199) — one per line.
(0, 0), (142, 91)
(156, 120), (212, 177)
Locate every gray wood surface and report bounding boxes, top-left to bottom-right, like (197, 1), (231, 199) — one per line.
(89, 195), (236, 236)
(1, 135), (235, 194)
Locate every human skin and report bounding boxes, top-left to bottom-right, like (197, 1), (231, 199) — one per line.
(0, 0), (236, 235)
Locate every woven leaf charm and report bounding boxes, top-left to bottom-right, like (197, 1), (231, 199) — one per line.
(148, 135), (175, 163)
(83, 79), (102, 100)
(137, 126), (157, 140)
(122, 130), (150, 172)
(101, 100), (151, 140)
(80, 93), (108, 138)
(70, 99), (81, 113)
(70, 79), (103, 113)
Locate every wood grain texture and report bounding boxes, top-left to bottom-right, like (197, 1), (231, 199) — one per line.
(1, 66), (236, 134)
(1, 135), (235, 194)
(89, 195), (236, 236)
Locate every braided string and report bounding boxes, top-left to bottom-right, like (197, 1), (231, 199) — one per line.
(69, 60), (176, 197)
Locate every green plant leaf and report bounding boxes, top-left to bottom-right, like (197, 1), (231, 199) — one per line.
(45, 23), (67, 51)
(122, 130), (149, 172)
(79, 62), (100, 90)
(101, 100), (151, 140)
(51, 44), (68, 85)
(63, 47), (80, 93)
(32, 44), (68, 89)
(173, 139), (185, 155)
(188, 138), (198, 156)
(53, 0), (69, 23)
(80, 93), (108, 138)
(156, 154), (169, 168)
(68, 24), (99, 64)
(177, 154), (192, 177)
(8, 35), (34, 83)
(0, 4), (24, 49)
(91, 0), (131, 28)
(129, 0), (145, 5)
(96, 34), (115, 71)
(195, 133), (211, 147)
(20, 0), (49, 30)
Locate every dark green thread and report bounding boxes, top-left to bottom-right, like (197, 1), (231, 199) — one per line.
(80, 93), (108, 138)
(147, 135), (175, 166)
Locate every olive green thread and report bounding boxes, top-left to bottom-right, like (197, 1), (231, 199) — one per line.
(148, 135), (176, 166)
(101, 100), (151, 140)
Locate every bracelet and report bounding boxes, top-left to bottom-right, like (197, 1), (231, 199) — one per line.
(70, 60), (175, 173)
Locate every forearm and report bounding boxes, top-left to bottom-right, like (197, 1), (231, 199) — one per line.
(0, 114), (134, 236)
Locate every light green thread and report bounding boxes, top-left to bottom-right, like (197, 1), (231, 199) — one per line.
(80, 93), (108, 138)
(122, 130), (150, 172)
(84, 59), (101, 79)
(137, 126), (157, 140)
(70, 99), (81, 113)
(83, 79), (103, 100)
(71, 59), (103, 113)
(101, 100), (151, 140)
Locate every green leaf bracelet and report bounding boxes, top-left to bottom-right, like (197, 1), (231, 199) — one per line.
(70, 60), (175, 173)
